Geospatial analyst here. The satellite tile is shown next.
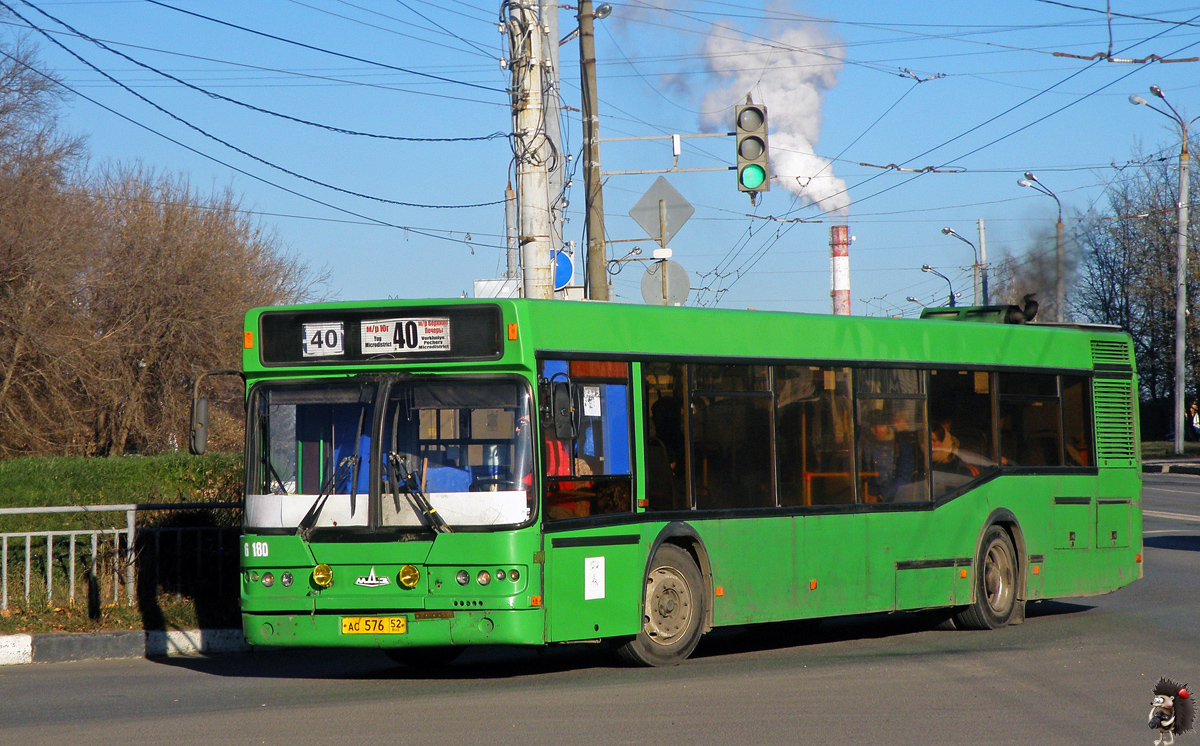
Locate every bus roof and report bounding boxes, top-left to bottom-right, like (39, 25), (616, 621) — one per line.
(243, 298), (1131, 376)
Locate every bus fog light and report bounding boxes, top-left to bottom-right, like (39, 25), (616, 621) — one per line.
(496, 569), (507, 581)
(312, 563), (333, 588)
(398, 564), (420, 589)
(477, 570), (491, 586)
(261, 572), (274, 588)
(250, 571), (260, 583)
(456, 570), (470, 586)
(509, 569), (519, 582)
(281, 572), (294, 587)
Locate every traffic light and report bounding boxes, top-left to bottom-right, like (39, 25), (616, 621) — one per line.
(735, 103), (770, 193)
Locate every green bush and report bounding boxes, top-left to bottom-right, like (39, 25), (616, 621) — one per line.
(0, 453), (243, 533)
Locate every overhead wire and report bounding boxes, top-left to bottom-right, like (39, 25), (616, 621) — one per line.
(19, 1), (508, 142)
(0, 47), (509, 252)
(8, 0), (504, 209)
(142, 0), (504, 93)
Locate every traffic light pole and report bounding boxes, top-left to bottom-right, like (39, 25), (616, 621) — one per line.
(509, 1), (553, 299)
(579, 0), (609, 300)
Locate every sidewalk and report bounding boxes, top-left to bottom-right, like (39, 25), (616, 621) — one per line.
(0, 628), (249, 666)
(1142, 459), (1200, 475)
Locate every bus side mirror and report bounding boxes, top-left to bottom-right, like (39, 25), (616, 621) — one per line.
(551, 381), (577, 440)
(190, 396), (210, 455)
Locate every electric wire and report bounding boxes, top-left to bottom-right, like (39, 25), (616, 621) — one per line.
(7, 0), (504, 209)
(19, 0), (508, 143)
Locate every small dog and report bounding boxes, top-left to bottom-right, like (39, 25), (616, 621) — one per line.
(1149, 677), (1195, 746)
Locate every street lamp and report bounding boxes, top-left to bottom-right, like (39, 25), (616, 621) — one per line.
(1130, 85), (1198, 456)
(941, 227), (989, 305)
(921, 264), (958, 307)
(1017, 172), (1064, 322)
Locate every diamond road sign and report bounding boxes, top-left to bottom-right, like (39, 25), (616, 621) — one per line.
(628, 177), (694, 247)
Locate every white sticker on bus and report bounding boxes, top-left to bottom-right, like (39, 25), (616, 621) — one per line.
(582, 386), (602, 417)
(301, 322), (345, 357)
(360, 317), (451, 354)
(584, 556), (605, 600)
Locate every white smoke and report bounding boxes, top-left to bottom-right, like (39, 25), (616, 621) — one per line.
(698, 21), (849, 216)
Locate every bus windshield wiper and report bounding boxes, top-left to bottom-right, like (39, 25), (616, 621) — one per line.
(387, 451), (451, 533)
(297, 406), (367, 538)
(297, 455), (355, 539)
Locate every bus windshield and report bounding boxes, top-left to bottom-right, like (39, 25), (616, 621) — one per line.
(245, 379), (533, 531)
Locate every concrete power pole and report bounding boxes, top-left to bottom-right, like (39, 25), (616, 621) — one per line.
(579, 0), (609, 300)
(540, 0), (565, 273)
(509, 1), (553, 299)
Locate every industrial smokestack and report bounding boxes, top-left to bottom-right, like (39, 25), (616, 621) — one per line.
(830, 224), (850, 315)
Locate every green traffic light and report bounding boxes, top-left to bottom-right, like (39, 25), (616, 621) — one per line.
(740, 164), (766, 190)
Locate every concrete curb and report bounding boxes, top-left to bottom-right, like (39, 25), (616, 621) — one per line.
(1142, 463), (1200, 475)
(0, 629), (249, 666)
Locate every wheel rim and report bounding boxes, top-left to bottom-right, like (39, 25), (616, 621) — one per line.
(644, 565), (694, 646)
(982, 538), (1015, 616)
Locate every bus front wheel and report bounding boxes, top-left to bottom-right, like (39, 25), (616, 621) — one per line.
(617, 544), (706, 666)
(954, 524), (1018, 630)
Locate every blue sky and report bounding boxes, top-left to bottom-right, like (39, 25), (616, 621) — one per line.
(6, 0), (1199, 316)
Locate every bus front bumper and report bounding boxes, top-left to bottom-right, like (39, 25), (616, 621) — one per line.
(243, 608), (545, 648)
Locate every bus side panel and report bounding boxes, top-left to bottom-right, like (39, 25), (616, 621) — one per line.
(702, 517), (798, 625)
(543, 530), (647, 642)
(798, 514), (870, 619)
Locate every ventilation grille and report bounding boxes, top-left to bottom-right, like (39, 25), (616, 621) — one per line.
(1090, 339), (1132, 367)
(1091, 337), (1137, 467)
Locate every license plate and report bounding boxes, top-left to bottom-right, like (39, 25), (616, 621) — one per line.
(341, 616), (407, 634)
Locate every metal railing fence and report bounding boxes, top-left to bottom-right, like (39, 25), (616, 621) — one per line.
(0, 503), (242, 612)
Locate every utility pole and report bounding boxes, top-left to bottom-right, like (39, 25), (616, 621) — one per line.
(509, 1), (553, 299)
(579, 0), (609, 300)
(505, 181), (518, 280)
(977, 218), (989, 304)
(539, 0), (565, 269)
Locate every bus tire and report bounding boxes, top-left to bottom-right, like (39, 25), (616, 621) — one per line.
(383, 646), (462, 669)
(953, 524), (1018, 630)
(617, 544), (706, 667)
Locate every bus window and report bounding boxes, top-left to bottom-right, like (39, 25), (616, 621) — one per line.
(998, 373), (1062, 466)
(928, 370), (996, 498)
(1062, 376), (1094, 466)
(775, 366), (853, 506)
(856, 368), (928, 503)
(643, 362), (688, 511)
(691, 364), (774, 510)
(247, 383), (375, 529)
(541, 360), (634, 520)
(379, 380), (533, 529)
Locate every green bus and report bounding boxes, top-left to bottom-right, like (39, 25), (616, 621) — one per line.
(219, 298), (1141, 666)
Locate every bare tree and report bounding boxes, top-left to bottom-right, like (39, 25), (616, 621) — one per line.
(0, 39), (324, 457)
(1074, 144), (1200, 412)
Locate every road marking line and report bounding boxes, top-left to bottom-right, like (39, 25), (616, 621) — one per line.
(1144, 510), (1200, 523)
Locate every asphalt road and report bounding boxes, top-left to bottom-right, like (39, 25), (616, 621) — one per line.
(2, 473), (1197, 746)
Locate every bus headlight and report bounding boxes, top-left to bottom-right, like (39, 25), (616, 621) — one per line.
(477, 570), (491, 586)
(312, 563), (333, 588)
(281, 572), (294, 588)
(456, 570), (470, 586)
(261, 572), (274, 588)
(398, 564), (420, 589)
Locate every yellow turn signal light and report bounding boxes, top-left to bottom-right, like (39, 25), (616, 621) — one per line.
(312, 563), (333, 588)
(397, 564), (420, 589)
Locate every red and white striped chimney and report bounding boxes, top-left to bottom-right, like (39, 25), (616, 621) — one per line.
(830, 224), (850, 315)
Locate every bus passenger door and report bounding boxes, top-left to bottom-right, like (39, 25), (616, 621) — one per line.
(538, 359), (644, 642)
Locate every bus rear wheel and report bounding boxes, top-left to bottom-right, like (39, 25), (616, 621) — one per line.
(617, 544), (706, 667)
(954, 525), (1018, 630)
